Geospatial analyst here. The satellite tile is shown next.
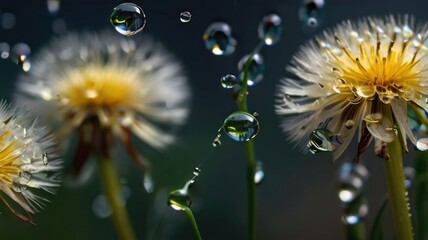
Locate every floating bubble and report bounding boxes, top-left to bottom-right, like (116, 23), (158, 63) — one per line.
(0, 42), (10, 59)
(110, 3), (146, 36)
(1, 12), (15, 30)
(298, 0), (325, 28)
(223, 112), (259, 141)
(238, 54), (265, 86)
(92, 195), (112, 218)
(220, 74), (238, 89)
(258, 14), (282, 46)
(307, 129), (343, 154)
(143, 172), (154, 193)
(416, 138), (428, 151)
(338, 163), (369, 203)
(168, 180), (193, 211)
(203, 22), (237, 56)
(254, 161), (265, 185)
(179, 11), (192, 23)
(47, 0), (60, 15)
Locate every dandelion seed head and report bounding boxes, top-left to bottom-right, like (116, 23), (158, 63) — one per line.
(276, 15), (428, 160)
(0, 102), (61, 217)
(15, 31), (191, 151)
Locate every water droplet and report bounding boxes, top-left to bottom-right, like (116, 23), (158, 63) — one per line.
(42, 152), (49, 165)
(416, 138), (428, 151)
(338, 163), (369, 203)
(203, 22), (237, 55)
(307, 129), (343, 153)
(168, 180), (194, 211)
(110, 3), (146, 36)
(47, 0), (60, 15)
(223, 112), (260, 141)
(254, 161), (265, 184)
(17, 171), (32, 185)
(12, 182), (28, 192)
(92, 195), (112, 218)
(11, 43), (31, 65)
(404, 167), (415, 190)
(258, 14), (282, 46)
(143, 172), (154, 193)
(237, 54), (265, 86)
(193, 167), (201, 177)
(0, 42), (10, 59)
(298, 0), (325, 28)
(344, 120), (355, 129)
(220, 74), (238, 89)
(1, 12), (15, 30)
(179, 11), (192, 23)
(212, 133), (222, 147)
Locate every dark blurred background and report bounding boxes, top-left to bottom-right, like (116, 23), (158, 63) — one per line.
(0, 0), (426, 239)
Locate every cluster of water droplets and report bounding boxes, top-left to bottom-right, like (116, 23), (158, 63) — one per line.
(338, 163), (369, 225)
(298, 0), (325, 28)
(168, 167), (201, 211)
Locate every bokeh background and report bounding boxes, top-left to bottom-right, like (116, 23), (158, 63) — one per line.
(0, 0), (426, 239)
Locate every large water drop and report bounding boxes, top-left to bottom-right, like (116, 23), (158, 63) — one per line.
(203, 22), (237, 56)
(223, 112), (259, 141)
(258, 14), (282, 46)
(110, 3), (146, 36)
(416, 138), (428, 151)
(168, 180), (193, 211)
(307, 129), (343, 154)
(237, 54), (265, 86)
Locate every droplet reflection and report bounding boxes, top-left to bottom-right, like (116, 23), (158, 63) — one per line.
(179, 11), (192, 23)
(203, 22), (237, 55)
(223, 112), (260, 141)
(258, 14), (282, 46)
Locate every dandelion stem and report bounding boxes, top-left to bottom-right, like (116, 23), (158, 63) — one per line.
(237, 40), (264, 240)
(184, 208), (203, 240)
(415, 151), (428, 240)
(384, 127), (413, 240)
(98, 156), (136, 240)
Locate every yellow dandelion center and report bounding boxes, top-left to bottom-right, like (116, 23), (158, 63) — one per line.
(0, 128), (23, 187)
(327, 33), (424, 104)
(60, 64), (141, 110)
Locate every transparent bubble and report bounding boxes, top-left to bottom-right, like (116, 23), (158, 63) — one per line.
(92, 195), (112, 218)
(0, 42), (10, 59)
(2, 12), (15, 30)
(258, 14), (282, 46)
(179, 11), (192, 23)
(307, 129), (343, 154)
(254, 161), (265, 185)
(416, 138), (428, 151)
(110, 3), (146, 36)
(203, 22), (237, 55)
(223, 112), (259, 141)
(237, 54), (265, 86)
(47, 0), (60, 15)
(298, 0), (325, 28)
(220, 74), (238, 89)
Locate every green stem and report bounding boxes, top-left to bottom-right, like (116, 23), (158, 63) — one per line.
(98, 157), (137, 240)
(236, 41), (264, 240)
(415, 151), (428, 240)
(184, 208), (203, 240)
(347, 222), (366, 240)
(369, 195), (388, 240)
(385, 133), (413, 240)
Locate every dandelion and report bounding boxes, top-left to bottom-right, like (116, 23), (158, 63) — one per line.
(0, 101), (61, 223)
(14, 30), (191, 175)
(275, 15), (422, 239)
(276, 15), (428, 161)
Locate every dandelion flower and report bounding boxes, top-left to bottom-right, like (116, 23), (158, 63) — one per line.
(0, 101), (61, 223)
(276, 15), (428, 160)
(14, 31), (190, 174)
